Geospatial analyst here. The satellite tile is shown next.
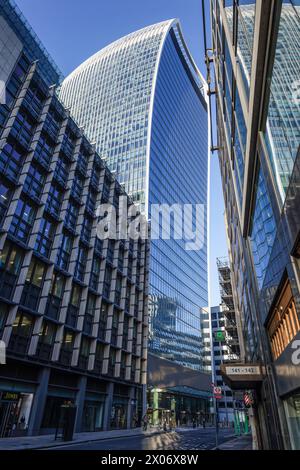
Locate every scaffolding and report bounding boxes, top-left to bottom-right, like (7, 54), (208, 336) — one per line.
(217, 257), (240, 360)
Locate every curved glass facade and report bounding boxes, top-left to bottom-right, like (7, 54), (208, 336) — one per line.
(60, 20), (208, 370)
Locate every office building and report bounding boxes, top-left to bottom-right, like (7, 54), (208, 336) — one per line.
(60, 19), (209, 371)
(207, 0), (300, 449)
(0, 0), (149, 437)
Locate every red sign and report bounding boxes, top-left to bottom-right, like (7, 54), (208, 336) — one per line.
(213, 386), (222, 399)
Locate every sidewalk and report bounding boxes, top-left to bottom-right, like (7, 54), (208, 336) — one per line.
(0, 427), (163, 450)
(214, 434), (253, 450)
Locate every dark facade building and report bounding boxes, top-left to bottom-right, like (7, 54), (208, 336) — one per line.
(206, 0), (300, 449)
(0, 0), (149, 437)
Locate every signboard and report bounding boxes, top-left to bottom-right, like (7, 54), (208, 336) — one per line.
(225, 366), (261, 375)
(1, 391), (20, 402)
(213, 386), (222, 399)
(214, 331), (226, 342)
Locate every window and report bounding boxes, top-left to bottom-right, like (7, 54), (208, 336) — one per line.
(74, 245), (87, 282)
(103, 265), (112, 299)
(65, 202), (79, 230)
(59, 329), (74, 365)
(267, 280), (300, 360)
(56, 232), (73, 271)
(81, 216), (93, 244)
(77, 153), (88, 176)
(111, 310), (119, 346)
(66, 284), (81, 328)
(0, 242), (23, 299)
(71, 176), (84, 201)
(35, 217), (56, 258)
(20, 258), (46, 311)
(107, 240), (115, 264)
(45, 184), (63, 218)
(34, 132), (54, 167)
(98, 302), (108, 340)
(78, 336), (90, 369)
(8, 312), (33, 354)
(9, 198), (35, 243)
(0, 140), (24, 181)
(94, 342), (104, 373)
(115, 274), (122, 306)
(0, 182), (12, 226)
(86, 190), (97, 215)
(46, 272), (65, 320)
(0, 302), (9, 336)
(90, 255), (101, 291)
(10, 109), (35, 148)
(54, 156), (69, 187)
(83, 294), (96, 335)
(36, 321), (56, 360)
(23, 164), (45, 200)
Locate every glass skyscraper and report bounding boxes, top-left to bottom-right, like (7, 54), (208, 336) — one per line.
(60, 19), (209, 370)
(209, 0), (300, 449)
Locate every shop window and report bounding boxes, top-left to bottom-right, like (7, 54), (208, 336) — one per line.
(284, 394), (300, 450)
(267, 279), (300, 360)
(41, 396), (74, 429)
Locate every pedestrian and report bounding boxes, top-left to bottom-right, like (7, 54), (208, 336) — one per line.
(142, 413), (148, 431)
(202, 417), (206, 428)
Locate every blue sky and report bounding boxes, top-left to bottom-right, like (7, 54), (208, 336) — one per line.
(16, 0), (228, 306)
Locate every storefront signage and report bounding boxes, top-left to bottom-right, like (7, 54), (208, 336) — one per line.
(1, 391), (20, 401)
(225, 366), (261, 375)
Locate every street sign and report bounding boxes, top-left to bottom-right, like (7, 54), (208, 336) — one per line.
(214, 330), (226, 342)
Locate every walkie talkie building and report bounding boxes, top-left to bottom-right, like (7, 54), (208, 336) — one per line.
(60, 20), (209, 371)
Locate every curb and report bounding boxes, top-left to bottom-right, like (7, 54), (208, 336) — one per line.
(3, 429), (165, 451)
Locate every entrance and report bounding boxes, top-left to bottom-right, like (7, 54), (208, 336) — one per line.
(0, 391), (33, 437)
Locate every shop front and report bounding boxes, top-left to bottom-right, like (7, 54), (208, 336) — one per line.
(0, 390), (34, 437)
(147, 386), (212, 428)
(82, 394), (105, 432)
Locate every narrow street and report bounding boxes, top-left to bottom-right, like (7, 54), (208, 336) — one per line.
(51, 428), (235, 451)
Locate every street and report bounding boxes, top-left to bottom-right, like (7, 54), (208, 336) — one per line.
(50, 428), (235, 451)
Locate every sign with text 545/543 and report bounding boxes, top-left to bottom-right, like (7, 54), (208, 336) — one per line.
(225, 366), (261, 375)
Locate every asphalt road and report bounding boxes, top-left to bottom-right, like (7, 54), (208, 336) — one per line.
(52, 428), (235, 450)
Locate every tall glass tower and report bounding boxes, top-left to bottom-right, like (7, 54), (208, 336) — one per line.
(60, 19), (209, 370)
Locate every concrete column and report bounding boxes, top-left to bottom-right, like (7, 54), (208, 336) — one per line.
(75, 376), (87, 433)
(142, 384), (147, 417)
(102, 382), (114, 431)
(126, 386), (135, 429)
(27, 367), (50, 436)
